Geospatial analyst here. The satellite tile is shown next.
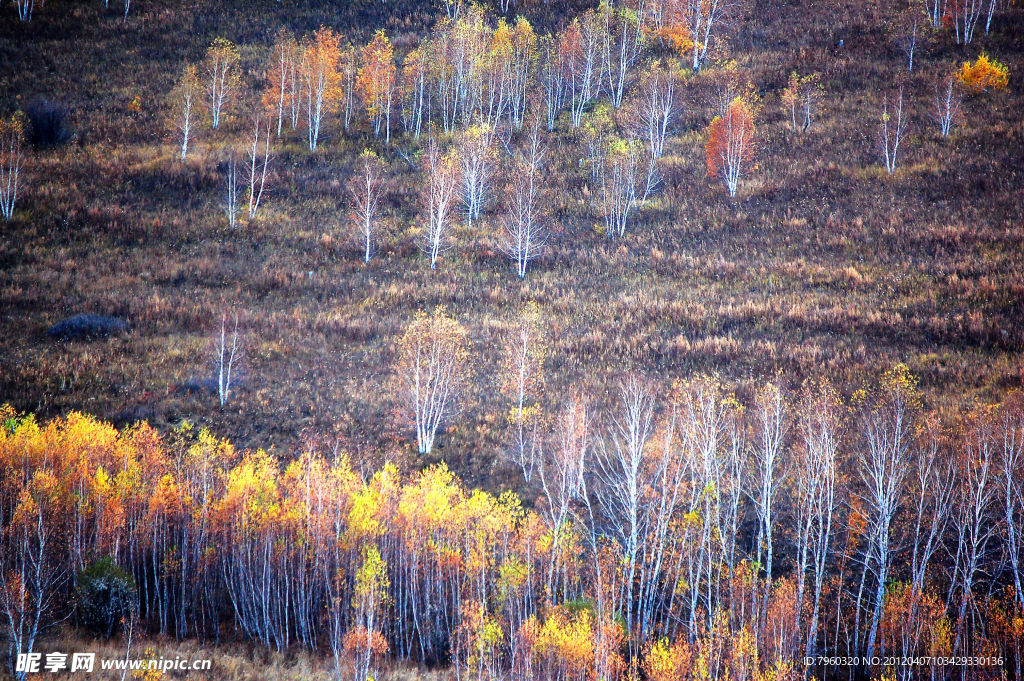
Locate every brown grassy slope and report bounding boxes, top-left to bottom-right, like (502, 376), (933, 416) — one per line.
(31, 627), (446, 681)
(0, 0), (1022, 492)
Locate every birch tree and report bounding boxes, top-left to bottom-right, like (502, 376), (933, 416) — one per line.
(499, 123), (548, 278)
(263, 29), (300, 136)
(222, 154), (240, 228)
(906, 417), (953, 604)
(950, 407), (998, 653)
(592, 376), (656, 657)
(892, 10), (919, 72)
(0, 114), (25, 222)
(750, 382), (789, 633)
(794, 383), (840, 659)
(537, 394), (589, 602)
(924, 0), (945, 26)
(420, 139), (461, 269)
(705, 96), (755, 197)
(169, 64), (201, 161)
(599, 2), (646, 108)
(599, 136), (642, 239)
(561, 14), (603, 128)
(859, 365), (916, 660)
(300, 28), (344, 151)
(351, 546), (389, 681)
(357, 30), (397, 144)
(346, 149), (387, 263)
(214, 311), (241, 407)
(400, 46), (429, 140)
(633, 61), (680, 200)
(932, 74), (963, 137)
(456, 122), (497, 226)
(681, 0), (737, 72)
(499, 302), (548, 481)
(14, 0), (33, 22)
(539, 35), (565, 132)
(1, 473), (69, 681)
(245, 113), (271, 221)
(394, 306), (470, 455)
(947, 0), (985, 43)
(1000, 397), (1024, 613)
(204, 38), (241, 130)
(781, 72), (822, 133)
(878, 88), (908, 175)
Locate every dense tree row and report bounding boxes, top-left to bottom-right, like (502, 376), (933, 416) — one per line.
(4, 362), (1024, 680)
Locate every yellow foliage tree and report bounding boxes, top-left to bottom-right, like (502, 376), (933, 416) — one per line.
(956, 53), (1009, 94)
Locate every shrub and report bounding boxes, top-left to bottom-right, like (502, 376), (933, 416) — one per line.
(74, 557), (136, 639)
(24, 99), (71, 148)
(956, 53), (1009, 94)
(47, 314), (128, 341)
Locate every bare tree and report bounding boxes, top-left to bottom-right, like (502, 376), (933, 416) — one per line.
(750, 381), (789, 633)
(794, 384), (841, 660)
(499, 123), (548, 278)
(924, 0), (945, 27)
(950, 409), (998, 653)
(858, 367), (915, 660)
(537, 394), (589, 602)
(14, 0), (33, 22)
(948, 0), (984, 43)
(246, 113), (271, 222)
(499, 302), (547, 482)
(347, 149), (387, 263)
(985, 0), (1000, 33)
(634, 62), (680, 200)
(932, 75), (963, 137)
(420, 139), (461, 269)
(593, 376), (656, 658)
(214, 311), (241, 407)
(893, 10), (919, 72)
(878, 87), (908, 175)
(908, 418), (954, 594)
(223, 155), (240, 229)
(1000, 397), (1024, 613)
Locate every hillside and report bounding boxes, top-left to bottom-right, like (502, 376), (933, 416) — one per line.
(1, 0), (1022, 492)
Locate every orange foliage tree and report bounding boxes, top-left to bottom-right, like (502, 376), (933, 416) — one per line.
(704, 96), (755, 197)
(300, 27), (344, 151)
(357, 30), (397, 143)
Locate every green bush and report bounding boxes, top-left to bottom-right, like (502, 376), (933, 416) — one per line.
(75, 557), (136, 640)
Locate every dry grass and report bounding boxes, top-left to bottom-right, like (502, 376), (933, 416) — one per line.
(36, 628), (449, 681)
